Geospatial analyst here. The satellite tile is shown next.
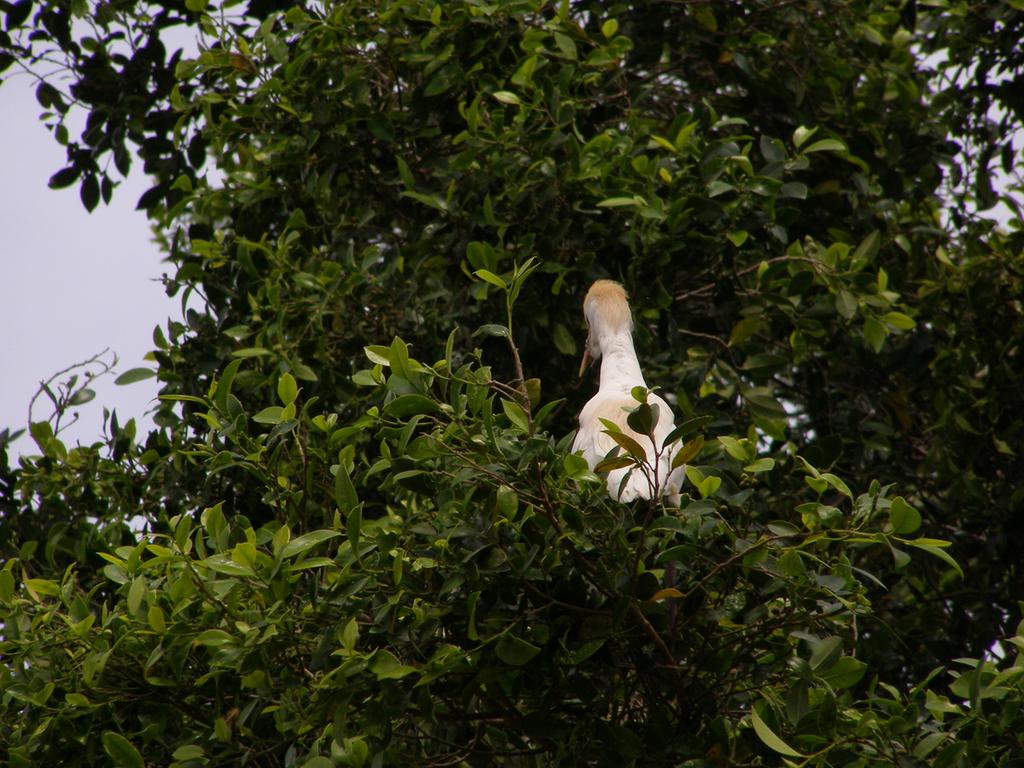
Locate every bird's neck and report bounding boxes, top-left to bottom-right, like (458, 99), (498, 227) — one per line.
(598, 331), (647, 392)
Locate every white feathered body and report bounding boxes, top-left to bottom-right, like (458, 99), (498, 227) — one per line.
(572, 281), (683, 503)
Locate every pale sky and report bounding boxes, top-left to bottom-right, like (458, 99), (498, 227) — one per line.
(0, 72), (175, 454)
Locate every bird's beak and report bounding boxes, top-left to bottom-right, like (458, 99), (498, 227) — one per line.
(578, 331), (592, 378)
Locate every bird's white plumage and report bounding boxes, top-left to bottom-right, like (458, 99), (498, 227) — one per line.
(572, 280), (683, 503)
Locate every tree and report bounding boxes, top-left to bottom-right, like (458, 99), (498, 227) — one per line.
(2, 0), (1024, 765)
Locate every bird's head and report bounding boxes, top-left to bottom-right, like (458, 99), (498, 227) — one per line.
(579, 279), (633, 376)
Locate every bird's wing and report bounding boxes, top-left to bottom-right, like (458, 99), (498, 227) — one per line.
(649, 392), (686, 502)
(575, 394), (657, 464)
(648, 393), (678, 449)
(575, 393), (686, 501)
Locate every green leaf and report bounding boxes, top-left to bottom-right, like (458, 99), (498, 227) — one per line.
(648, 587), (684, 601)
(729, 316), (763, 346)
(231, 346), (273, 358)
(253, 406), (284, 424)
(750, 709), (804, 757)
(743, 389), (787, 418)
(277, 372), (298, 405)
(114, 368), (156, 385)
(821, 472), (852, 498)
(496, 634), (541, 665)
(159, 394), (209, 406)
(993, 435), (1016, 455)
(371, 650), (417, 680)
(389, 337), (412, 381)
(852, 230), (881, 263)
(793, 125), (818, 149)
(596, 195), (644, 208)
(768, 521), (801, 537)
(511, 55), (538, 87)
(674, 121), (698, 149)
(726, 230), (749, 247)
(890, 497), (922, 534)
(594, 455), (635, 473)
(48, 166), (80, 189)
(334, 463), (359, 512)
(906, 540), (963, 578)
(148, 605), (166, 634)
(196, 629), (235, 647)
(914, 732), (948, 761)
(554, 31), (577, 59)
(0, 569), (13, 604)
(395, 155), (415, 188)
(101, 732), (145, 768)
(707, 180), (734, 197)
(671, 436), (704, 469)
(662, 417), (710, 448)
(466, 591), (481, 641)
(835, 289), (858, 320)
(286, 557), (335, 572)
(863, 316), (887, 353)
(172, 746), (205, 761)
(760, 134), (787, 163)
(492, 90), (521, 106)
(718, 435), (750, 462)
(281, 530), (341, 559)
(779, 181), (808, 199)
(809, 636), (843, 671)
(474, 269), (507, 290)
(552, 323), (577, 355)
(742, 354), (786, 373)
(364, 345), (391, 366)
(883, 311), (916, 331)
(127, 578), (146, 615)
(601, 427), (648, 462)
(891, 546), (912, 569)
(68, 388), (95, 406)
(79, 173), (99, 210)
(562, 639), (605, 665)
(601, 18), (618, 38)
(857, 21), (885, 44)
(474, 323), (511, 338)
(626, 402), (656, 436)
(384, 395), (440, 418)
(201, 555), (254, 576)
(347, 505), (362, 554)
(693, 5), (717, 31)
(698, 475), (721, 498)
(821, 656), (868, 688)
(501, 398), (530, 433)
(496, 486), (518, 518)
(802, 138), (846, 153)
(340, 616), (360, 652)
(401, 190), (448, 211)
(25, 578), (60, 597)
(214, 358), (243, 415)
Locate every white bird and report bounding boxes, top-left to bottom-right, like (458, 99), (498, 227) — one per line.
(572, 280), (683, 503)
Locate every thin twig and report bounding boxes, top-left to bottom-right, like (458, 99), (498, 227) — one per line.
(27, 348), (117, 435)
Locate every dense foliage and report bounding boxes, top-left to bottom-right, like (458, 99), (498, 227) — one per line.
(2, 0), (1024, 765)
